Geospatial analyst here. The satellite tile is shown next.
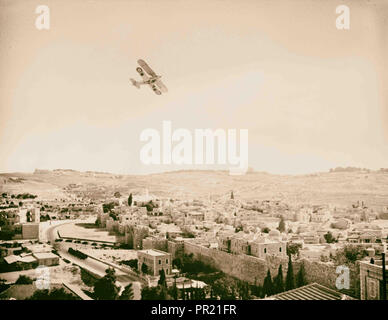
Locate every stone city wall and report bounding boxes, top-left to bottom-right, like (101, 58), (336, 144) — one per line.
(183, 242), (360, 297)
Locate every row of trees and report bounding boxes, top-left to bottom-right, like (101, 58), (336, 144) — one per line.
(140, 253), (310, 300)
(1, 193), (37, 199)
(262, 255), (307, 297)
(68, 247), (88, 260)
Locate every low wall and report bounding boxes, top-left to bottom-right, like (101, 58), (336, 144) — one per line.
(57, 231), (116, 245)
(296, 259), (360, 298)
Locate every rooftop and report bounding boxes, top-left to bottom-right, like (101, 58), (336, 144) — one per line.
(138, 249), (168, 257)
(265, 283), (356, 300)
(32, 252), (59, 260)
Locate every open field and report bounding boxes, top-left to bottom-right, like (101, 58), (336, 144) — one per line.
(56, 223), (117, 243)
(81, 249), (137, 264)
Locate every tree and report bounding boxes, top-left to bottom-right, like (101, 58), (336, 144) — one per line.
(235, 225), (243, 233)
(231, 191), (234, 200)
(263, 270), (274, 297)
(119, 283), (134, 300)
(128, 193), (133, 206)
(236, 280), (251, 299)
(141, 262), (148, 275)
(262, 227), (270, 233)
(122, 259), (138, 270)
(0, 278), (9, 294)
(334, 245), (368, 265)
(158, 269), (167, 287)
(27, 288), (77, 300)
(296, 263), (307, 287)
(114, 191), (121, 198)
(173, 258), (182, 269)
(212, 278), (237, 300)
(285, 254), (295, 291)
(141, 286), (160, 300)
(141, 285), (169, 300)
(277, 216), (286, 233)
(286, 242), (302, 258)
(273, 264), (284, 294)
(169, 275), (178, 300)
(324, 231), (336, 243)
(15, 275), (33, 285)
(93, 268), (120, 300)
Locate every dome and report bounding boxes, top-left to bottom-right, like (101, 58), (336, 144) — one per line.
(269, 230), (280, 238)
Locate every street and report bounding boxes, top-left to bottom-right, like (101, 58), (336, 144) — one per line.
(45, 221), (142, 300)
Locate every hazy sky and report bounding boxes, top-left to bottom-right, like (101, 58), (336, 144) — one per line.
(0, 0), (387, 175)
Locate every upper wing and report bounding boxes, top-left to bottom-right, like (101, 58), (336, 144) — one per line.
(138, 59), (157, 77)
(155, 79), (168, 93)
(136, 67), (149, 81)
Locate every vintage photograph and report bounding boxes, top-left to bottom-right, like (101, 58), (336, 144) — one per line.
(0, 0), (387, 303)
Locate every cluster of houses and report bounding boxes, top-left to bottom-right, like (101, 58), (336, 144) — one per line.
(0, 241), (60, 271)
(91, 191), (388, 268)
(0, 206), (40, 240)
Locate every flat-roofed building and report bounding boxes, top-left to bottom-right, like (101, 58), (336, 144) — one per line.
(137, 249), (171, 276)
(187, 211), (205, 222)
(249, 238), (287, 259)
(22, 223), (39, 240)
(32, 252), (59, 266)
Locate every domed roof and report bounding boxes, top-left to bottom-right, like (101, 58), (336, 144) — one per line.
(269, 229), (281, 237)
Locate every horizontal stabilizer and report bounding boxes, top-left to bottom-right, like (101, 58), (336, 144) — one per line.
(130, 78), (140, 89)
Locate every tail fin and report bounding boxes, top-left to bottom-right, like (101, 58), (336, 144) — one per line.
(130, 78), (140, 89)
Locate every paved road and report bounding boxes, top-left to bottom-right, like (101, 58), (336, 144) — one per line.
(45, 221), (142, 300)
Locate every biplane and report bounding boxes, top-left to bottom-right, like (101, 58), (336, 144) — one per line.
(130, 59), (168, 95)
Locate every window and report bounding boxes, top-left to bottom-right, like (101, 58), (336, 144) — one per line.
(279, 247), (282, 252)
(166, 259), (168, 264)
(368, 279), (377, 298)
(264, 248), (267, 253)
(159, 260), (161, 264)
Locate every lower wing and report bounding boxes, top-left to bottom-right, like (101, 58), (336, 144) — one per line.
(155, 80), (168, 93)
(149, 84), (162, 95)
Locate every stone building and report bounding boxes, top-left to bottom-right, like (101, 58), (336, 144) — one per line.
(22, 223), (39, 240)
(360, 256), (388, 300)
(138, 249), (172, 276)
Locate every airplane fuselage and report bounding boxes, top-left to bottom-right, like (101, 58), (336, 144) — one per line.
(139, 75), (161, 85)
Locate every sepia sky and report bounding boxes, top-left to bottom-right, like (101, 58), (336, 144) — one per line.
(0, 0), (387, 175)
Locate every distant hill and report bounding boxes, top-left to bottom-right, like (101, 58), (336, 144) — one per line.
(1, 168), (388, 206)
(329, 167), (371, 173)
